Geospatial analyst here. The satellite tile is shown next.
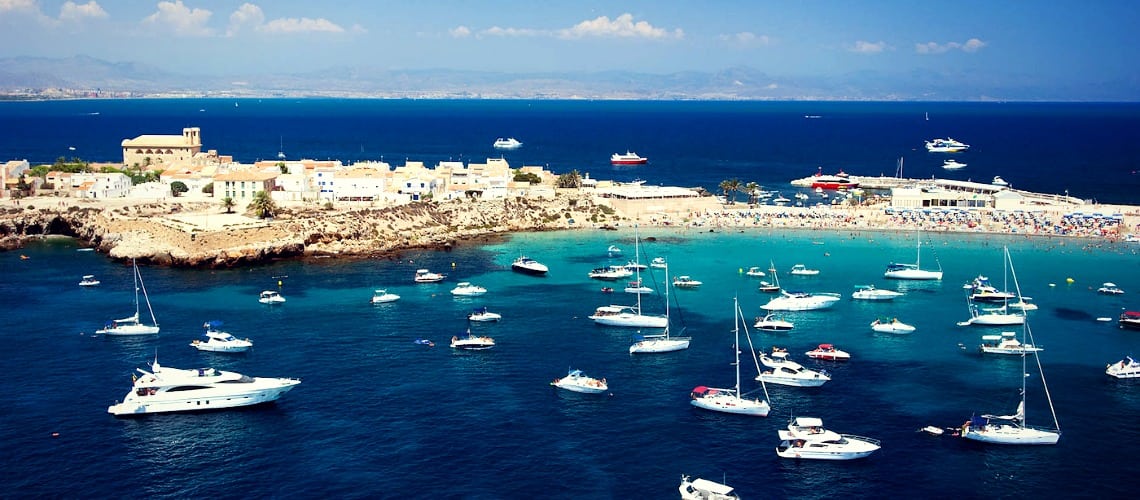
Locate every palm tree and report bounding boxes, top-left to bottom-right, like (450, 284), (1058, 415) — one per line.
(719, 178), (742, 204)
(221, 196), (236, 214)
(247, 191), (277, 219)
(744, 181), (760, 204)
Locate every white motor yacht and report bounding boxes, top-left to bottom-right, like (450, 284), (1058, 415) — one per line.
(587, 265), (634, 280)
(871, 317), (916, 333)
(370, 289), (401, 304)
(851, 285), (903, 301)
(492, 137), (522, 150)
(649, 257), (667, 269)
(805, 343), (850, 361)
(511, 256), (549, 276)
(775, 417), (881, 460)
(789, 264), (820, 276)
(450, 282), (487, 296)
(1098, 282), (1125, 295)
(753, 313), (794, 332)
(79, 275), (101, 287)
(957, 304), (1024, 327)
(467, 306), (502, 322)
(745, 266), (766, 277)
(413, 269), (446, 283)
(450, 329), (495, 350)
(980, 331), (1042, 355)
(925, 137), (970, 152)
(624, 279), (655, 294)
(550, 368), (608, 394)
(191, 321), (253, 353)
(258, 290), (286, 304)
(672, 276), (702, 288)
(679, 475), (740, 500)
(992, 176), (1009, 186)
(1106, 356), (1140, 379)
(756, 348), (830, 387)
(107, 359), (299, 416)
(589, 305), (668, 328)
(964, 275), (1016, 303)
(942, 159), (967, 170)
(761, 290), (841, 311)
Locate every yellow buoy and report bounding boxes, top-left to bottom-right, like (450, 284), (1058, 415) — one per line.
(451, 262), (456, 268)
(1066, 277), (1074, 284)
(738, 268), (743, 274)
(278, 280), (283, 287)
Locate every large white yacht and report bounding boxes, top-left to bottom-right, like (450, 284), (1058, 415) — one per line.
(107, 359), (300, 416)
(760, 290), (841, 311)
(1107, 356), (1140, 379)
(755, 348), (830, 387)
(775, 417), (881, 460)
(924, 137), (970, 152)
(492, 137), (522, 150)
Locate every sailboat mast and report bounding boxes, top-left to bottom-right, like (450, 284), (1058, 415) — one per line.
(1006, 246), (1062, 432)
(663, 258), (670, 339)
(915, 231), (921, 269)
(131, 258), (141, 318)
(733, 297), (741, 396)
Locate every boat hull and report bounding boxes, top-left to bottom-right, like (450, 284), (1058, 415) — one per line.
(884, 269), (943, 280)
(591, 314), (669, 328)
(756, 374), (829, 387)
(630, 338), (690, 353)
(108, 380), (299, 416)
(511, 263), (548, 276)
(760, 295), (841, 311)
(690, 395), (770, 416)
(963, 426), (1060, 445)
(97, 324), (160, 336)
(776, 442), (877, 460)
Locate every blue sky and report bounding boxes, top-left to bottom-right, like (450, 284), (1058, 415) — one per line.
(2, 1), (1138, 91)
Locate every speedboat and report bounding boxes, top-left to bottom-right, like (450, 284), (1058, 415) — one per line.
(789, 264), (820, 276)
(672, 276), (702, 289)
(607, 244), (622, 257)
(753, 313), (794, 332)
(492, 137), (522, 150)
(650, 257), (667, 269)
(745, 266), (766, 277)
(588, 265), (634, 280)
(550, 368), (607, 394)
(589, 305), (668, 328)
(107, 358), (299, 416)
(1106, 356), (1140, 379)
(925, 137), (970, 153)
(756, 348), (830, 387)
(957, 304), (1024, 327)
(942, 159), (967, 170)
(761, 290), (841, 311)
(871, 317), (916, 333)
(191, 321), (253, 353)
(258, 290), (285, 304)
(1121, 311), (1140, 330)
(775, 417), (881, 460)
(511, 256), (549, 276)
(964, 275), (1016, 303)
(679, 475), (740, 500)
(451, 282), (487, 296)
(805, 344), (850, 361)
(624, 279), (655, 294)
(992, 176), (1009, 187)
(980, 331), (1042, 355)
(413, 338), (435, 347)
(450, 328), (495, 350)
(413, 269), (446, 283)
(611, 151), (648, 165)
(79, 275), (101, 287)
(1098, 282), (1125, 295)
(851, 285), (903, 301)
(467, 306), (502, 322)
(370, 289), (401, 304)
(622, 260), (648, 271)
(1006, 297), (1038, 311)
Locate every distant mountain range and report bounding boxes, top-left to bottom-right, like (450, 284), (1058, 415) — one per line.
(0, 55), (1134, 101)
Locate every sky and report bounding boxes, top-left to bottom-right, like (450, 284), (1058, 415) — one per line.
(1, 0), (1138, 93)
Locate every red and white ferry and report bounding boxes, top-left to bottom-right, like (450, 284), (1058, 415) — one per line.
(611, 151), (648, 165)
(792, 167), (859, 190)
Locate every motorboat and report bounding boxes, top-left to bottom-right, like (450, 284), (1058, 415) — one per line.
(607, 244), (622, 257)
(1006, 297), (1038, 311)
(587, 265), (633, 280)
(805, 344), (850, 361)
(679, 475), (740, 500)
(589, 305), (668, 328)
(550, 368), (607, 394)
(258, 290), (286, 304)
(789, 264), (820, 276)
(450, 328), (495, 350)
(689, 298), (769, 416)
(672, 276), (702, 289)
(622, 260), (648, 271)
(745, 266), (766, 277)
(772, 195), (791, 205)
(1098, 282), (1125, 295)
(413, 268), (446, 283)
(980, 331), (1042, 355)
(413, 338), (435, 347)
(79, 275), (101, 287)
(467, 306), (502, 322)
(511, 256), (548, 276)
(851, 285), (903, 301)
(871, 317), (916, 333)
(107, 358), (300, 416)
(924, 137), (970, 153)
(957, 303), (1024, 327)
(760, 290), (841, 311)
(1119, 311), (1140, 330)
(1106, 356), (1140, 379)
(942, 159), (968, 170)
(451, 282), (488, 296)
(370, 289), (401, 304)
(884, 230), (943, 280)
(964, 275), (1016, 303)
(191, 321), (253, 353)
(753, 313), (794, 332)
(992, 176), (1009, 187)
(492, 137), (522, 150)
(650, 257), (667, 269)
(95, 259), (160, 336)
(756, 348), (830, 387)
(611, 151), (648, 165)
(775, 417), (881, 460)
(623, 279), (655, 294)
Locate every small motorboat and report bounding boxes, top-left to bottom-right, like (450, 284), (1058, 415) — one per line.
(850, 284), (903, 301)
(805, 343), (850, 361)
(672, 276), (703, 289)
(1107, 356), (1140, 379)
(679, 475), (740, 500)
(607, 244), (622, 257)
(450, 329), (495, 350)
(467, 306), (502, 322)
(550, 368), (608, 394)
(371, 289), (401, 304)
(754, 314), (794, 332)
(624, 279), (655, 295)
(600, 287), (614, 293)
(758, 280), (780, 293)
(942, 159), (967, 170)
(789, 264), (820, 276)
(79, 275), (101, 287)
(413, 338), (435, 347)
(450, 282), (488, 296)
(1098, 282), (1125, 295)
(871, 317), (915, 333)
(511, 256), (549, 276)
(191, 321), (253, 353)
(258, 290), (285, 304)
(650, 257), (667, 269)
(992, 176), (1009, 187)
(413, 269), (446, 283)
(745, 266), (766, 277)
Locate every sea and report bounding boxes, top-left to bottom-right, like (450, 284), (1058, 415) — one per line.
(2, 100), (1140, 498)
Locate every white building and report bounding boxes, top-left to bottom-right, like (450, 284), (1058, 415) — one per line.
(62, 172), (133, 199)
(121, 127), (203, 167)
(213, 170), (279, 203)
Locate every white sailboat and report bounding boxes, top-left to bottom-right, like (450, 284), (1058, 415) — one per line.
(96, 259), (160, 336)
(884, 230), (943, 280)
(590, 226), (667, 328)
(689, 297), (770, 416)
(957, 250), (1024, 327)
(960, 247), (1061, 445)
(629, 259), (690, 353)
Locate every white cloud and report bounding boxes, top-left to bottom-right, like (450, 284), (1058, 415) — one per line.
(143, 0), (214, 37)
(449, 25), (471, 38)
(719, 31), (770, 46)
(557, 13), (682, 40)
(59, 1), (107, 21)
(480, 26), (543, 37)
(916, 38), (987, 54)
(258, 17), (345, 34)
(850, 40), (887, 54)
(0, 0), (37, 12)
(226, 2), (263, 36)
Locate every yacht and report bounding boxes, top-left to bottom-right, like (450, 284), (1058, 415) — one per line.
(1106, 356), (1140, 379)
(964, 275), (1016, 303)
(942, 159), (968, 170)
(611, 151), (648, 165)
(775, 417), (881, 460)
(992, 176), (1009, 187)
(805, 344), (850, 361)
(957, 303), (1025, 327)
(492, 137), (522, 150)
(589, 305), (668, 328)
(190, 321), (253, 353)
(413, 269), (446, 283)
(650, 257), (667, 269)
(79, 275), (101, 287)
(790, 168), (859, 189)
(1098, 282), (1125, 295)
(623, 279), (655, 294)
(679, 475), (740, 500)
(851, 285), (903, 301)
(672, 276), (703, 289)
(370, 289), (401, 304)
(745, 266), (766, 277)
(761, 290), (841, 311)
(467, 306), (501, 322)
(1120, 311), (1140, 330)
(622, 260), (648, 271)
(107, 358), (300, 416)
(753, 313), (794, 332)
(789, 264), (820, 276)
(510, 256), (549, 276)
(756, 348), (830, 387)
(450, 282), (488, 296)
(925, 137), (970, 153)
(258, 290), (286, 304)
(587, 265), (634, 280)
(450, 328), (495, 350)
(607, 244), (622, 257)
(980, 331), (1043, 355)
(870, 317), (916, 333)
(550, 368), (607, 394)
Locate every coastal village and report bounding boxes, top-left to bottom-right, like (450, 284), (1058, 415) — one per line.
(0, 126), (1136, 267)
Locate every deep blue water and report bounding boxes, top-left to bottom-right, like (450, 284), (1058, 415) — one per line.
(1, 99), (1139, 204)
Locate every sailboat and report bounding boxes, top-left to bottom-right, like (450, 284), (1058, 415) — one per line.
(757, 260), (781, 293)
(689, 297), (771, 416)
(630, 258), (690, 353)
(957, 249), (1024, 327)
(277, 136), (286, 160)
(883, 230), (943, 280)
(589, 226), (667, 328)
(96, 259), (160, 335)
(960, 247), (1061, 445)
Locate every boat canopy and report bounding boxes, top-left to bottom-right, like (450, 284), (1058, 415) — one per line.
(690, 478), (736, 496)
(793, 417), (824, 427)
(1124, 311), (1140, 319)
(817, 343), (833, 349)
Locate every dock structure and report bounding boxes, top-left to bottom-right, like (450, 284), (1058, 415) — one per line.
(842, 175), (1084, 210)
